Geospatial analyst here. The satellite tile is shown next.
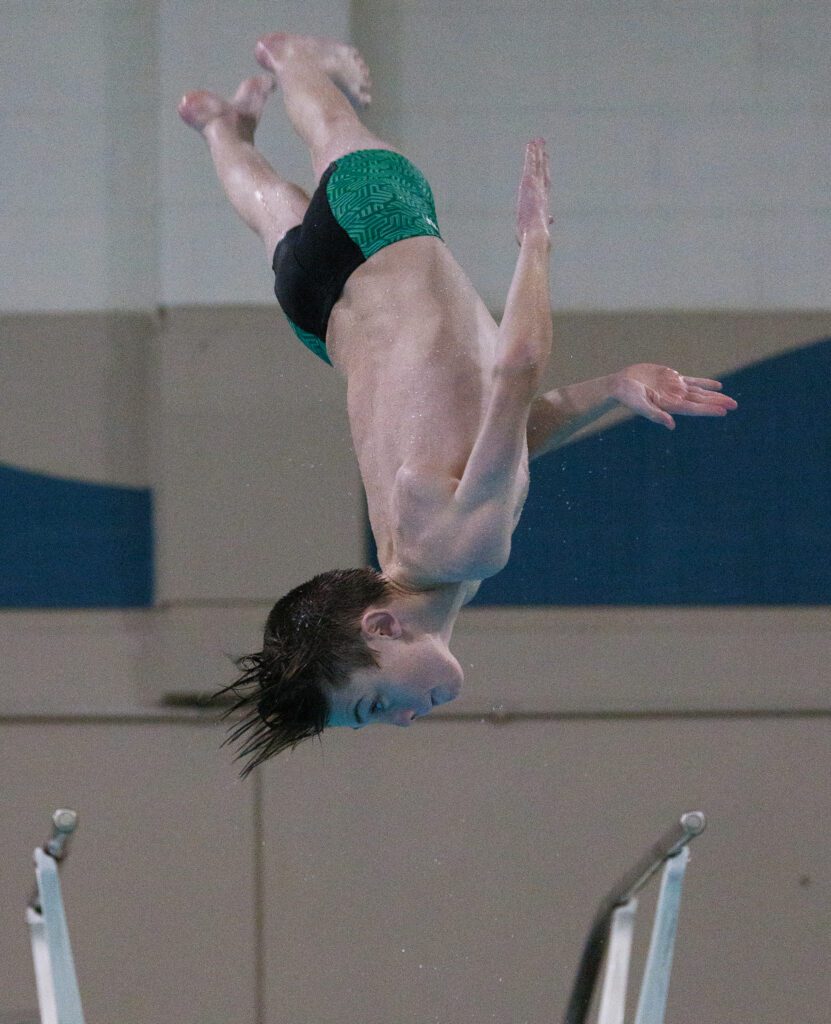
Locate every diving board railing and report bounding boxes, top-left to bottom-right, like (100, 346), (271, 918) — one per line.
(564, 811), (706, 1024)
(24, 806), (701, 1024)
(26, 809), (86, 1024)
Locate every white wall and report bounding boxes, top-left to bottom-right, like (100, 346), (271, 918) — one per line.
(2, 1), (828, 314)
(1, 1), (160, 313)
(355, 0), (831, 311)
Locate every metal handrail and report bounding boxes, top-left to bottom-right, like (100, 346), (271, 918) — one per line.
(563, 812), (706, 1024)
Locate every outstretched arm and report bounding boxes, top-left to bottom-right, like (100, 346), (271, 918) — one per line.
(527, 363), (738, 460)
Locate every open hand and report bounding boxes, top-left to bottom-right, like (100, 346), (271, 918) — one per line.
(516, 138), (552, 245)
(611, 364), (738, 429)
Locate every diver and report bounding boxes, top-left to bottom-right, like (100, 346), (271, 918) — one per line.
(178, 33), (737, 772)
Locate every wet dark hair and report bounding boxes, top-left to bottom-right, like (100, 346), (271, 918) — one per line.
(216, 568), (394, 776)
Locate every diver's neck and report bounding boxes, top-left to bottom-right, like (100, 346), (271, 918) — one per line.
(382, 577), (466, 641)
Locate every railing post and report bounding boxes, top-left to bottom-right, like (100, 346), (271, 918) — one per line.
(27, 810), (86, 1024)
(632, 847), (690, 1024)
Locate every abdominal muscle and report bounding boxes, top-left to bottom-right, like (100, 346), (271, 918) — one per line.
(326, 236), (505, 571)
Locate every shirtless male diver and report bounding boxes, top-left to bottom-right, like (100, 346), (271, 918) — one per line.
(178, 33), (737, 774)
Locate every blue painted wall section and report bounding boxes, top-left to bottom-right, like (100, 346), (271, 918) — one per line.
(0, 464), (153, 608)
(471, 337), (831, 605)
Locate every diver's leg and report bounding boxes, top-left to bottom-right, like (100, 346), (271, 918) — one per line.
(178, 75), (310, 256)
(255, 33), (399, 181)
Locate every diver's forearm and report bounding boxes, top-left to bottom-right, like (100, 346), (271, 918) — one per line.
(497, 229), (553, 393)
(527, 375), (620, 459)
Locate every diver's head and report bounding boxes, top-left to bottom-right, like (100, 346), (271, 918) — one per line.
(219, 568), (462, 775)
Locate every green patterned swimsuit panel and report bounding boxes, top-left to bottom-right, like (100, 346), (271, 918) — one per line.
(327, 149), (442, 258)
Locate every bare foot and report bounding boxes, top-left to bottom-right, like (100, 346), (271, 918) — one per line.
(177, 74), (276, 138)
(255, 32), (372, 107)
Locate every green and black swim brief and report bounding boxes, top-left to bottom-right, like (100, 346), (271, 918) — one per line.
(272, 149), (442, 365)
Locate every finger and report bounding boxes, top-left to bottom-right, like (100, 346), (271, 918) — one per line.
(667, 395), (732, 416)
(526, 138), (546, 178)
(534, 145), (543, 179)
(685, 387), (738, 410)
(671, 402), (727, 416)
(681, 376), (723, 390)
(522, 142), (536, 176)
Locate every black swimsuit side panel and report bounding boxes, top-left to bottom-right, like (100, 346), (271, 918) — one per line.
(272, 162), (366, 341)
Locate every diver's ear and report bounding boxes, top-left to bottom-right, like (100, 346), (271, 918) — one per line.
(360, 609), (402, 640)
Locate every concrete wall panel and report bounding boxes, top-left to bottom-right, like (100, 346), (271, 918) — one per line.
(260, 717), (830, 1024)
(0, 722), (255, 1024)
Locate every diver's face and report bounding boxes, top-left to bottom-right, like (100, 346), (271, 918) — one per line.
(326, 637), (463, 729)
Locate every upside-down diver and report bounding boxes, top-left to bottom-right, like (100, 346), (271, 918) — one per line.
(178, 33), (737, 773)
